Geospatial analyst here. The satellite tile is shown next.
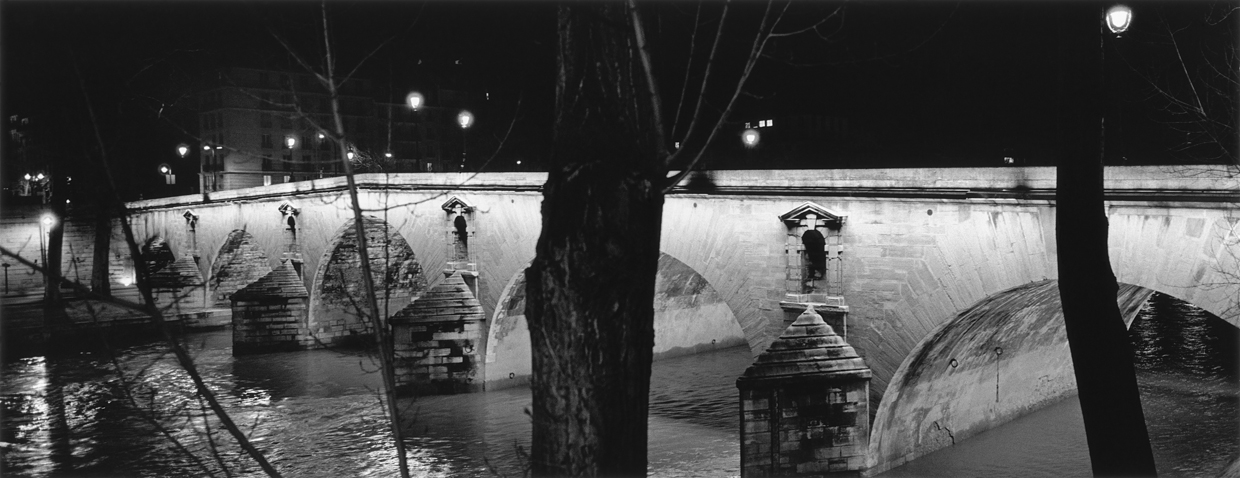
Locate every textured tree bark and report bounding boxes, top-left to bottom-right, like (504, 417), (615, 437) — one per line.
(1055, 4), (1156, 476)
(91, 204), (112, 295)
(525, 4), (664, 476)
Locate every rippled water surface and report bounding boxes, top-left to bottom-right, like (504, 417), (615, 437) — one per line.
(3, 292), (1235, 477)
(1, 332), (751, 477)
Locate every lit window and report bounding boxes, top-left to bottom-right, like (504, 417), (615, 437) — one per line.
(263, 175), (272, 186)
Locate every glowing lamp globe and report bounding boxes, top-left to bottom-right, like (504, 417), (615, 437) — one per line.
(742, 129), (760, 148)
(406, 92), (425, 111)
(177, 144), (189, 158)
(457, 110), (474, 129)
(1106, 5), (1132, 34)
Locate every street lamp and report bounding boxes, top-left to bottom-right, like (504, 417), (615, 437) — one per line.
(1103, 4), (1134, 164)
(177, 143), (189, 158)
(38, 213), (55, 274)
(457, 110), (474, 171)
(742, 129), (760, 148)
(406, 92), (425, 111)
(1105, 5), (1132, 34)
(285, 135), (297, 149)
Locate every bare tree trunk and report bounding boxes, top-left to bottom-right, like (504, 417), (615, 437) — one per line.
(1055, 5), (1156, 476)
(525, 4), (663, 475)
(92, 202), (111, 294)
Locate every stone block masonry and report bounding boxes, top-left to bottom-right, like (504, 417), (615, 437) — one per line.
(308, 215), (426, 347)
(230, 261), (312, 354)
(738, 305), (871, 477)
(391, 272), (485, 395)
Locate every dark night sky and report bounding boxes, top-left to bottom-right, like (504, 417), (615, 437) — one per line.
(2, 1), (1235, 198)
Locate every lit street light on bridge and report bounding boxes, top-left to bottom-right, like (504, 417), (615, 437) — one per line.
(458, 110), (474, 171)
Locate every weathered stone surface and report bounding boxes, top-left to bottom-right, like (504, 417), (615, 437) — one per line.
(391, 272), (485, 395)
(24, 167), (1231, 465)
(210, 230), (273, 306)
(738, 306), (871, 477)
(482, 252), (747, 390)
(231, 261), (311, 354)
(308, 215), (426, 346)
(865, 280), (1157, 475)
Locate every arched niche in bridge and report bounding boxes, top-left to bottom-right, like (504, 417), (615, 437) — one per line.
(778, 202), (849, 335)
(864, 280), (1236, 475)
(307, 215), (427, 347)
(182, 209), (200, 262)
(483, 252), (747, 391)
(779, 202), (846, 298)
(208, 230), (273, 307)
(441, 196), (478, 294)
(277, 201), (303, 276)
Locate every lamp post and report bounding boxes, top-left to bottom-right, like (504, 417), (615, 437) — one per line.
(742, 128), (760, 166)
(178, 143), (197, 198)
(202, 145), (222, 194)
(158, 163), (175, 190)
(457, 110), (474, 172)
(38, 213), (54, 273)
(1104, 5), (1132, 164)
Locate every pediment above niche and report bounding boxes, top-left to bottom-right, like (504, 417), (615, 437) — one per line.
(441, 196), (475, 214)
(778, 202), (845, 228)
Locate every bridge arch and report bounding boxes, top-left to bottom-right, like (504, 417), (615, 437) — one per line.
(307, 215), (427, 347)
(208, 230), (272, 307)
(482, 251), (747, 390)
(867, 275), (1237, 474)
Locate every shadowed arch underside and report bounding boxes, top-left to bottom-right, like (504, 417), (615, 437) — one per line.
(209, 230), (272, 307)
(483, 252), (747, 390)
(867, 280), (1156, 474)
(308, 215), (426, 347)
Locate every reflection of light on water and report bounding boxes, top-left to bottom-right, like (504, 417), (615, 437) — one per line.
(2, 331), (747, 476)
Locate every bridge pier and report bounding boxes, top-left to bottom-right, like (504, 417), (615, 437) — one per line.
(391, 271), (486, 395)
(230, 261), (312, 355)
(738, 305), (872, 477)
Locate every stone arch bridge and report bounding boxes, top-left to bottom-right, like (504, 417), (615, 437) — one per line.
(14, 165), (1236, 472)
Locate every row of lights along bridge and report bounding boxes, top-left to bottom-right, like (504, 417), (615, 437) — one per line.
(160, 6), (1132, 194)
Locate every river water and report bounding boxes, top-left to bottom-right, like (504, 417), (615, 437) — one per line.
(2, 292), (1235, 477)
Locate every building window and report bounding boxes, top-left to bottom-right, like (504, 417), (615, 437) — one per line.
(263, 175), (272, 186)
(261, 113), (271, 128)
(261, 134), (272, 149)
(284, 175), (291, 183)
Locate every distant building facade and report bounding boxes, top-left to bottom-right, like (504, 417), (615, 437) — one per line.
(198, 67), (470, 191)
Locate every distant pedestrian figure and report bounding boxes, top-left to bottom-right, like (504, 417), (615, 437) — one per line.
(802, 229), (827, 281)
